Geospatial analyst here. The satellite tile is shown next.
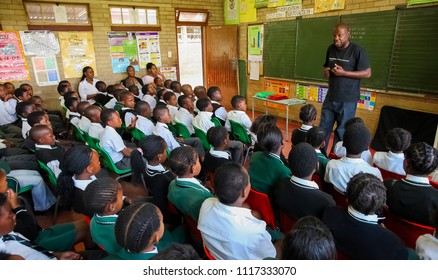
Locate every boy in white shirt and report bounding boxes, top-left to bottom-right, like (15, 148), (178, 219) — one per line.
(15, 101), (36, 139)
(84, 105), (103, 139)
(142, 84), (157, 111)
(163, 91), (178, 122)
(0, 84), (21, 139)
(134, 101), (154, 136)
(207, 86), (227, 126)
(174, 95), (195, 135)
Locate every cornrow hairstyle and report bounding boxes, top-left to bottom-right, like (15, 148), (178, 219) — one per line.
(231, 95), (245, 109)
(346, 173), (386, 215)
(288, 143), (318, 178)
(250, 114), (278, 134)
(163, 91), (176, 102)
(83, 177), (120, 216)
(15, 101), (34, 117)
(100, 108), (117, 127)
(131, 135), (167, 186)
(177, 94), (190, 108)
(305, 126), (326, 148)
(386, 128), (412, 153)
(257, 125), (283, 153)
(207, 86), (220, 99)
(196, 97), (211, 111)
(57, 145), (94, 209)
(214, 162), (249, 205)
(114, 202), (161, 254)
(207, 126), (228, 148)
(14, 88), (27, 99)
(281, 216), (336, 260)
(343, 123), (370, 155)
(299, 104), (317, 123)
(168, 146), (198, 177)
(27, 111), (47, 127)
(345, 117), (365, 129)
(150, 243), (200, 260)
(404, 142), (438, 175)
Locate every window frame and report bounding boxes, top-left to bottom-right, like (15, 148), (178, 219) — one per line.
(176, 9), (209, 26)
(109, 5), (161, 32)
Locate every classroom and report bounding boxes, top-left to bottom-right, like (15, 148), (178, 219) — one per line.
(0, 0), (438, 263)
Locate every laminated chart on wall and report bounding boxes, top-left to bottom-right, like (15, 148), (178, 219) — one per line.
(0, 31), (30, 82)
(31, 55), (60, 86)
(224, 0), (240, 24)
(108, 32), (139, 74)
(136, 32), (162, 69)
(58, 32), (96, 78)
(357, 91), (376, 111)
(240, 0), (257, 23)
(314, 0), (345, 13)
(160, 67), (177, 81)
(264, 78), (291, 110)
(296, 84), (327, 102)
(19, 31), (60, 56)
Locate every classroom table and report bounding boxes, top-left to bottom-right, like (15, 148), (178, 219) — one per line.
(252, 96), (306, 141)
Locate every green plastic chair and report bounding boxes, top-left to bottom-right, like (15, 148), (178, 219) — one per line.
(93, 142), (132, 180)
(37, 160), (61, 224)
(131, 127), (146, 142)
(168, 123), (178, 137)
(6, 177), (33, 195)
(83, 133), (101, 151)
(194, 126), (212, 151)
(71, 125), (86, 143)
(229, 120), (253, 165)
(174, 122), (191, 139)
(211, 117), (222, 127)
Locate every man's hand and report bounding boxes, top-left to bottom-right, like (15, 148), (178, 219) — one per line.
(323, 67), (331, 78)
(331, 63), (345, 76)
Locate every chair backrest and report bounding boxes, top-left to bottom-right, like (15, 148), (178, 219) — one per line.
(194, 126), (212, 151)
(6, 177), (20, 193)
(174, 122), (191, 139)
(38, 160), (58, 187)
(167, 123), (179, 137)
(71, 125), (86, 143)
(211, 117), (222, 127)
(376, 166), (405, 181)
(131, 127), (146, 142)
(93, 143), (132, 175)
(279, 211), (296, 233)
(383, 206), (435, 249)
(312, 173), (323, 190)
(84, 133), (100, 151)
(328, 184), (348, 209)
(429, 179), (438, 190)
(229, 120), (251, 145)
(245, 188), (276, 229)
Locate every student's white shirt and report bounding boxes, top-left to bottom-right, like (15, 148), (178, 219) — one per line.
(174, 107), (195, 135)
(0, 231), (53, 260)
(209, 149), (231, 160)
(135, 115), (154, 136)
(324, 157), (382, 193)
(416, 233), (438, 260)
(99, 126), (126, 163)
(198, 198), (276, 260)
(211, 100), (228, 122)
(334, 141), (373, 165)
(193, 111), (214, 133)
(68, 112), (81, 128)
(167, 104), (178, 122)
(373, 151), (406, 176)
(153, 122), (180, 151)
(73, 175), (97, 191)
(103, 93), (117, 109)
(88, 122), (104, 139)
(0, 99), (18, 125)
(142, 94), (157, 111)
(78, 116), (91, 133)
(121, 107), (136, 127)
(21, 119), (31, 138)
(35, 144), (62, 178)
(78, 78), (99, 101)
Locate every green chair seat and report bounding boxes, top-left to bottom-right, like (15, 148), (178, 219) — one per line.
(194, 127), (212, 151)
(174, 122), (191, 139)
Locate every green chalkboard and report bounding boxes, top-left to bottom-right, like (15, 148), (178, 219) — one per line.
(294, 16), (339, 82)
(264, 20), (297, 79)
(341, 10), (398, 89)
(388, 7), (438, 94)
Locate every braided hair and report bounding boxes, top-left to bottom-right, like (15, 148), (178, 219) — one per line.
(207, 126), (228, 148)
(346, 173), (386, 215)
(299, 104), (317, 124)
(386, 128), (411, 153)
(404, 142), (438, 175)
(83, 177), (121, 216)
(168, 146), (198, 177)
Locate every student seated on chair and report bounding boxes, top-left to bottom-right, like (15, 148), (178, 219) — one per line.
(193, 86), (207, 113)
(225, 95), (254, 142)
(65, 97), (81, 128)
(305, 126), (329, 179)
(76, 101), (91, 133)
(15, 101), (36, 139)
(134, 101), (154, 136)
(156, 88), (168, 106)
(174, 95), (195, 135)
(207, 86), (227, 126)
(142, 84), (157, 111)
(385, 142), (438, 226)
(84, 105), (103, 139)
(273, 143), (335, 221)
(198, 162), (277, 260)
(325, 123), (382, 193)
(99, 108), (133, 170)
(291, 104), (317, 146)
(322, 173), (410, 260)
(170, 81), (182, 99)
(416, 209), (438, 260)
(119, 91), (138, 129)
(163, 91), (178, 121)
(0, 84), (22, 139)
(14, 87), (31, 103)
(30, 95), (65, 138)
(373, 127), (411, 176)
(248, 126), (291, 195)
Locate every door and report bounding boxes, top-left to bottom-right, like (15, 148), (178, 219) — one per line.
(205, 25), (238, 110)
(177, 26), (204, 88)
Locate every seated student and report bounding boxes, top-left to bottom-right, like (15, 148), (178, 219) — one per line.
(174, 95), (195, 135)
(142, 84), (157, 111)
(77, 101), (91, 133)
(14, 88), (31, 103)
(131, 136), (175, 223)
(112, 88), (127, 114)
(119, 91), (137, 129)
(3, 82), (15, 96)
(325, 123), (382, 193)
(0, 193), (81, 260)
(416, 210), (438, 260)
(19, 83), (34, 98)
(305, 126), (329, 179)
(193, 85), (207, 113)
(156, 88), (168, 106)
(15, 101), (36, 138)
(322, 173), (410, 260)
(333, 117), (373, 165)
(84, 177), (125, 255)
(57, 82), (70, 110)
(95, 82), (117, 109)
(163, 79), (172, 90)
(273, 143), (335, 221)
(84, 105), (103, 139)
(181, 84), (193, 97)
(225, 95), (255, 143)
(163, 91), (178, 121)
(291, 104), (317, 146)
(373, 127), (412, 176)
(150, 243), (201, 260)
(23, 110), (52, 150)
(0, 138), (38, 171)
(127, 84), (142, 102)
(65, 97), (80, 128)
(198, 162), (277, 260)
(30, 125), (65, 178)
(248, 126), (291, 195)
(385, 142), (438, 226)
(207, 86), (227, 125)
(153, 106), (205, 159)
(281, 216), (336, 260)
(167, 146), (213, 221)
(170, 81), (182, 99)
(134, 101), (154, 136)
(154, 76), (164, 91)
(0, 84), (21, 139)
(30, 95), (65, 137)
(57, 145), (101, 217)
(0, 169), (92, 252)
(193, 97), (215, 133)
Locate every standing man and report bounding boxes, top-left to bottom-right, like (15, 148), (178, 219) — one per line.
(320, 23), (371, 155)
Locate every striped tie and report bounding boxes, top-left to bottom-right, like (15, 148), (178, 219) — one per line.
(2, 234), (55, 259)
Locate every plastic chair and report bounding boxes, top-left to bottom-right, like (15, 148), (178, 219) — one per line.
(211, 117), (222, 127)
(131, 127), (146, 142)
(375, 166), (405, 181)
(328, 184), (348, 209)
(279, 211), (296, 233)
(93, 143), (132, 180)
(229, 120), (253, 165)
(194, 126), (212, 151)
(168, 123), (179, 137)
(328, 152), (340, 160)
(312, 173), (323, 190)
(429, 180), (438, 190)
(83, 133), (100, 151)
(6, 177), (33, 195)
(245, 188), (277, 229)
(37, 160), (61, 224)
(71, 125), (86, 143)
(174, 122), (191, 139)
(382, 206), (434, 249)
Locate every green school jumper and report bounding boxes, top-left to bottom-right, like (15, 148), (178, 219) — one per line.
(167, 178), (213, 221)
(247, 152), (292, 195)
(90, 214), (121, 255)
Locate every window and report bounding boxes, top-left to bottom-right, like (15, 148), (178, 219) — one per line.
(24, 2), (89, 24)
(176, 9), (209, 26)
(110, 6), (159, 26)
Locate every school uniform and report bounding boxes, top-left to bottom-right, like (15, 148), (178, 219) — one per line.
(198, 197), (276, 260)
(78, 78), (99, 101)
(322, 206), (408, 260)
(114, 101), (124, 114)
(142, 94), (157, 111)
(88, 122), (104, 139)
(167, 104), (179, 121)
(316, 149), (329, 179)
(211, 101), (227, 124)
(225, 110), (252, 133)
(21, 118), (31, 139)
(68, 112), (81, 128)
(0, 98), (21, 138)
(73, 175), (96, 217)
(167, 177), (213, 221)
(291, 124), (312, 146)
(247, 152), (292, 195)
(193, 111), (214, 133)
(0, 231), (55, 260)
(105, 247), (157, 260)
(174, 107), (195, 135)
(273, 176), (336, 221)
(385, 175), (438, 226)
(333, 141), (373, 165)
(90, 214), (121, 255)
(120, 107), (137, 128)
(416, 234), (438, 260)
(373, 151), (406, 175)
(35, 143), (65, 178)
(78, 116), (91, 133)
(324, 156), (382, 193)
(154, 122), (181, 151)
(135, 115), (154, 136)
(199, 149), (231, 182)
(99, 126), (130, 169)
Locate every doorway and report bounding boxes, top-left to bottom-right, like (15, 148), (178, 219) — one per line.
(177, 26), (204, 88)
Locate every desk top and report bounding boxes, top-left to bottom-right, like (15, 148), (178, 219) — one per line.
(252, 96), (307, 106)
